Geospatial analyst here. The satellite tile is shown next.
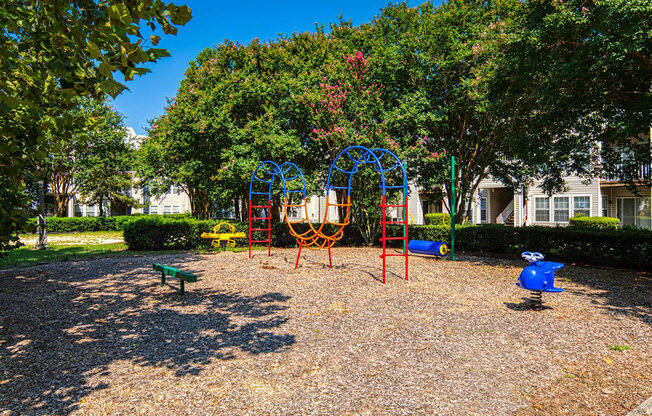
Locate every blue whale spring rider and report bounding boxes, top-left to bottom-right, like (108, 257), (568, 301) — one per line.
(517, 252), (564, 309)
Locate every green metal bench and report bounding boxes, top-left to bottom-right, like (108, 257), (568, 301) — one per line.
(153, 263), (197, 294)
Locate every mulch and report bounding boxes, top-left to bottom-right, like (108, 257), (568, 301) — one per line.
(0, 247), (650, 416)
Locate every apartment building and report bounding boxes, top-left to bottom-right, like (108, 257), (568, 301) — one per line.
(468, 156), (651, 230)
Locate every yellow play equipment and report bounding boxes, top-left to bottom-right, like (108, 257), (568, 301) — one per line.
(201, 222), (246, 249)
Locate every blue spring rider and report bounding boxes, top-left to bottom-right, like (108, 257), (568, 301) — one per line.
(517, 252), (564, 309)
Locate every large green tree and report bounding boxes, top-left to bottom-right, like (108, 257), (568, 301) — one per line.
(0, 0), (191, 250)
(366, 0), (523, 221)
(496, 0), (652, 193)
(75, 100), (136, 217)
(43, 98), (134, 216)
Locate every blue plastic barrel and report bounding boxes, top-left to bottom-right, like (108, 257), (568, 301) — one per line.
(408, 240), (449, 257)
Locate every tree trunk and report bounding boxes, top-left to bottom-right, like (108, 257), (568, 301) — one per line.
(54, 194), (69, 217)
(36, 182), (47, 250)
(271, 194), (282, 223)
(202, 190), (211, 219)
(234, 197), (241, 221)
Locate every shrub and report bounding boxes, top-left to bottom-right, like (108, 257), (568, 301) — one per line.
(123, 217), (652, 270)
(457, 224), (651, 270)
(424, 213), (451, 226)
(22, 214), (192, 233)
(569, 215), (620, 229)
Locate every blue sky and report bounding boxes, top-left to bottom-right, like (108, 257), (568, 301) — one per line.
(112, 0), (419, 135)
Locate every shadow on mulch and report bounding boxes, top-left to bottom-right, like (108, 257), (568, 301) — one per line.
(0, 254), (295, 415)
(461, 253), (652, 326)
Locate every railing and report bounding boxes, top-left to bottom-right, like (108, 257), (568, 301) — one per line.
(496, 199), (514, 224)
(602, 163), (651, 182)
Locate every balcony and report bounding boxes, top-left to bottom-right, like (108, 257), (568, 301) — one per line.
(601, 162), (651, 183)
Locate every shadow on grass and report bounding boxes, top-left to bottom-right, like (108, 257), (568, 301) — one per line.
(0, 244), (129, 269)
(0, 253), (295, 415)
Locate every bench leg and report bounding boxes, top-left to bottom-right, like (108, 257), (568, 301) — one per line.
(180, 279), (185, 295)
(161, 272), (165, 287)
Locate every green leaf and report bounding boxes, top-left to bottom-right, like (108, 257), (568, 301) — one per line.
(169, 5), (192, 26)
(150, 35), (161, 46)
(110, 4), (132, 24)
(147, 48), (171, 60)
(87, 41), (102, 59)
(99, 79), (128, 98)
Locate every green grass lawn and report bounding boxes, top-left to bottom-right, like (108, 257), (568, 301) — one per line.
(0, 242), (130, 268)
(1, 230), (256, 268)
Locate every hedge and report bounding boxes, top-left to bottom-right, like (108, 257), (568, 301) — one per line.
(23, 213), (192, 233)
(569, 215), (620, 229)
(456, 224), (650, 270)
(123, 217), (652, 270)
(424, 213), (451, 226)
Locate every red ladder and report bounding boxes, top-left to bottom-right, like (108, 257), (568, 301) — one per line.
(379, 195), (409, 284)
(248, 199), (272, 258)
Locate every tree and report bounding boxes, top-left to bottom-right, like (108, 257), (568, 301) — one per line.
(366, 0), (523, 222)
(496, 0), (652, 193)
(0, 0), (191, 251)
(42, 98), (131, 216)
(75, 101), (136, 216)
(302, 50), (396, 245)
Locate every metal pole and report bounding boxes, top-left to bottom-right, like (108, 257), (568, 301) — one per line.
(451, 156), (456, 261)
(402, 162), (407, 254)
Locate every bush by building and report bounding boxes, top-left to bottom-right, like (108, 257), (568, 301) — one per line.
(23, 214), (192, 233)
(569, 215), (620, 229)
(122, 217), (651, 270)
(424, 213), (451, 226)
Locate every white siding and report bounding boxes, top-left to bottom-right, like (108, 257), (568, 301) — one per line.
(526, 176), (600, 226)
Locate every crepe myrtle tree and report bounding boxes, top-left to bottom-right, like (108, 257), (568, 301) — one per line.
(302, 50), (397, 245)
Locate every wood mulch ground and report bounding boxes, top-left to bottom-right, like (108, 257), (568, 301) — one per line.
(0, 247), (650, 416)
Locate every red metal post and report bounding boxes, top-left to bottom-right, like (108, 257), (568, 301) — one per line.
(295, 240), (303, 269)
(381, 195), (386, 285)
(328, 240), (332, 268)
(404, 195), (409, 280)
(248, 199), (252, 259)
(267, 199), (272, 257)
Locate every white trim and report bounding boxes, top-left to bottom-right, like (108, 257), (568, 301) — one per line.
(572, 195), (592, 218)
(534, 196), (551, 223)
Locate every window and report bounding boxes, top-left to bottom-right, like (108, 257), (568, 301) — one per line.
(163, 205), (172, 215)
(573, 196), (590, 217)
(86, 205), (96, 217)
(480, 196), (487, 222)
(602, 195), (608, 217)
(534, 197), (549, 222)
(636, 197), (651, 230)
(553, 197), (569, 222)
(287, 207), (300, 218)
(618, 198), (635, 226)
(149, 205), (159, 215)
(74, 204), (83, 217)
(172, 205), (180, 214)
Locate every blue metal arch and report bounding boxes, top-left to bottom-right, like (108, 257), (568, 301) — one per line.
(326, 145), (407, 197)
(249, 161), (308, 202)
(249, 160), (284, 202)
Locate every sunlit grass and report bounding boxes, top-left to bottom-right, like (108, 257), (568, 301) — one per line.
(0, 243), (130, 268)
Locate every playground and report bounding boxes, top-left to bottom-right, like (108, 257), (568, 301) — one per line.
(1, 248), (650, 415)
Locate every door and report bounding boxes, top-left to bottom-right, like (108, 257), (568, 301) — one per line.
(617, 198), (636, 226)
